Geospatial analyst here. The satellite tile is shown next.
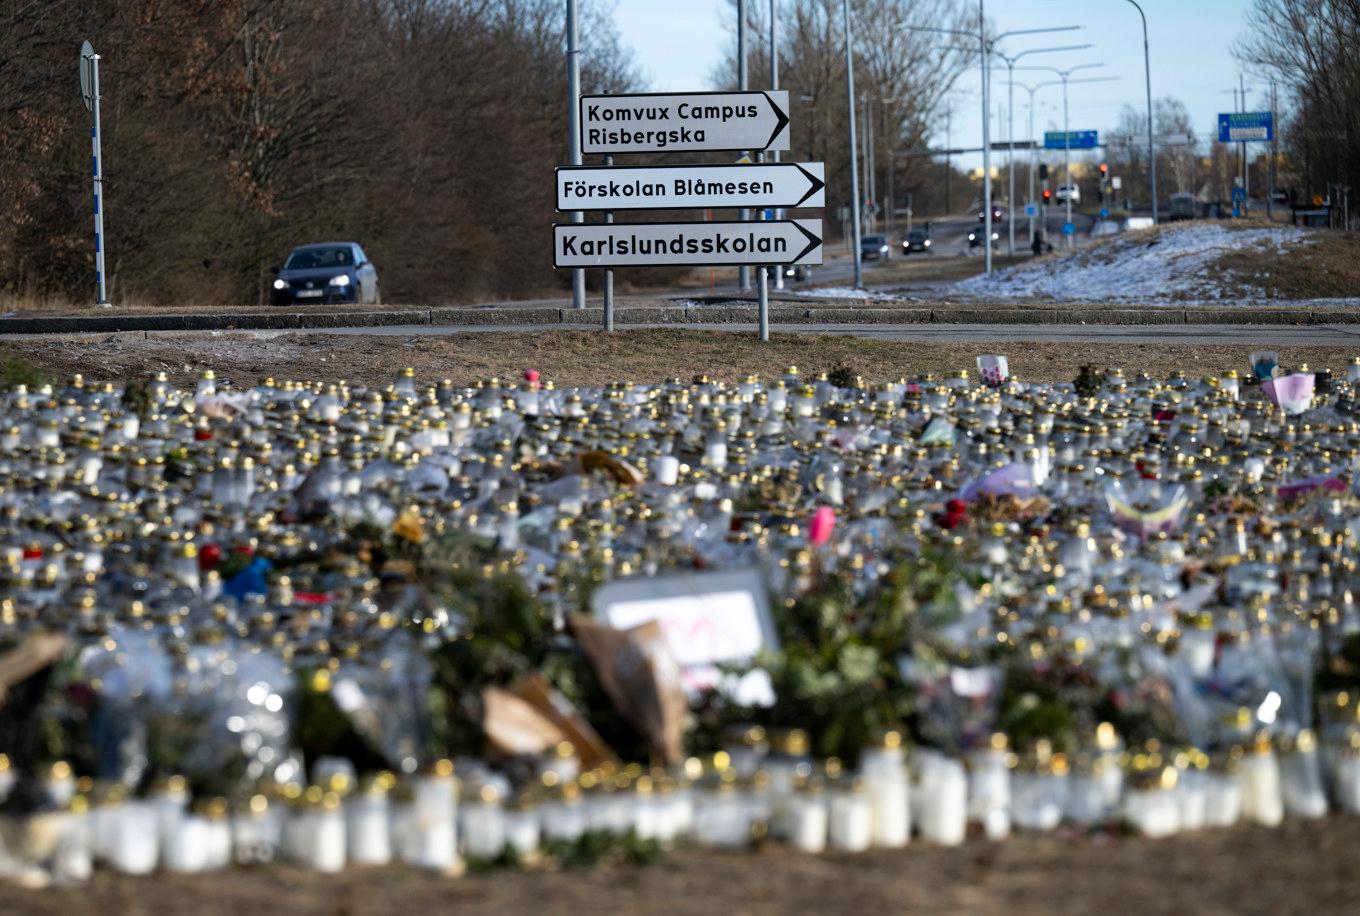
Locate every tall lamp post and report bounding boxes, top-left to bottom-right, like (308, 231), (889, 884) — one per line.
(1027, 63), (1107, 248)
(1121, 0), (1158, 223)
(1014, 78), (1112, 245)
(902, 17), (1081, 275)
(990, 42), (1090, 255)
(841, 0), (863, 288)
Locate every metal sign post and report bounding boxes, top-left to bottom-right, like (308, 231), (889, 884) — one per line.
(80, 41), (109, 306)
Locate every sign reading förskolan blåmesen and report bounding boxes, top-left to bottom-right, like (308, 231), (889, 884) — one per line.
(553, 220), (822, 268)
(580, 91), (791, 154)
(556, 162), (825, 212)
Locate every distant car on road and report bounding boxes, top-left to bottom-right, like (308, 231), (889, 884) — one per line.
(271, 242), (380, 306)
(968, 228), (999, 249)
(764, 264), (811, 282)
(860, 234), (891, 261)
(1168, 192), (1196, 221)
(1054, 184), (1081, 205)
(901, 228), (932, 254)
(977, 205), (1007, 223)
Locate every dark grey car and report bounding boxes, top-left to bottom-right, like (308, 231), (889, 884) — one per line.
(271, 242), (380, 305)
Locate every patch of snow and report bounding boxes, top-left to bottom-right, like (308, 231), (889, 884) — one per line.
(953, 223), (1312, 303)
(797, 286), (906, 301)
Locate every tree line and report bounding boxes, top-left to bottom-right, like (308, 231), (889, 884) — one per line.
(0, 0), (640, 306)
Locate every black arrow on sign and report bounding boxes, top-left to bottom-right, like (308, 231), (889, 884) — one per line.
(762, 91), (790, 150)
(790, 221), (822, 264)
(792, 164), (825, 207)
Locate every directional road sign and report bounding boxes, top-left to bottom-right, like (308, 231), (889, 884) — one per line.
(553, 219), (822, 268)
(556, 162), (824, 212)
(1044, 130), (1098, 150)
(79, 40), (95, 111)
(580, 91), (791, 155)
(1219, 111), (1273, 143)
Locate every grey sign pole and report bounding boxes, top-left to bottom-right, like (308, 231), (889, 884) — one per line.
(770, 0), (783, 290)
(737, 0), (750, 292)
(566, 0), (585, 309)
(604, 155), (614, 332)
(80, 41), (109, 306)
(756, 151), (769, 342)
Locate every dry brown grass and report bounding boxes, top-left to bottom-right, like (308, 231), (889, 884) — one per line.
(1216, 229), (1360, 299)
(1, 328), (1353, 390)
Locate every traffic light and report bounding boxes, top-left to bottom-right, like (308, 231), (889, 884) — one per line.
(1039, 163), (1049, 180)
(1042, 188), (1052, 204)
(1099, 162), (1109, 177)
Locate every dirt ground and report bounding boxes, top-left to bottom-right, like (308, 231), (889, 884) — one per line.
(1, 329), (1354, 390)
(1215, 228), (1360, 300)
(7, 816), (1360, 916)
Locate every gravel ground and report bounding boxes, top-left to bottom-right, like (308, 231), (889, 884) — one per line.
(1, 329), (1355, 389)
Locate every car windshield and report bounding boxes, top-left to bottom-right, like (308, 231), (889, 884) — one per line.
(862, 236), (885, 246)
(908, 230), (927, 240)
(284, 246), (352, 270)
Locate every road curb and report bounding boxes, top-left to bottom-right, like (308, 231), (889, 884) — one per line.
(1, 301), (1354, 334)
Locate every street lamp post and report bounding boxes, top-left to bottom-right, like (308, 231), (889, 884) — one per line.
(990, 43), (1090, 256)
(1121, 0), (1158, 223)
(1027, 63), (1104, 249)
(900, 17), (1081, 274)
(842, 0), (863, 289)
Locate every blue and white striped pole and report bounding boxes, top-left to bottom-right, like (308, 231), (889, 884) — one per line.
(87, 49), (109, 305)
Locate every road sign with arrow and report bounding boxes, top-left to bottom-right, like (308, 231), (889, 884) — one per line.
(556, 162), (824, 212)
(580, 91), (791, 154)
(553, 219), (822, 268)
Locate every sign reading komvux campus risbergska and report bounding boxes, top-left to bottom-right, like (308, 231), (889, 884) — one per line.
(556, 89), (822, 269)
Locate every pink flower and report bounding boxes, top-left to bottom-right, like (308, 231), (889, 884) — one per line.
(808, 506), (836, 546)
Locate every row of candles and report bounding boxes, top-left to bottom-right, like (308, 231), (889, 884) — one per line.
(3, 722), (1358, 885)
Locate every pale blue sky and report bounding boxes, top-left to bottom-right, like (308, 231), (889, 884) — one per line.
(612, 0), (1268, 167)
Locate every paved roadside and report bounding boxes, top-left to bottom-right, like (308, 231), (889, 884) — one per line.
(19, 323), (1354, 347)
(2, 301), (1357, 336)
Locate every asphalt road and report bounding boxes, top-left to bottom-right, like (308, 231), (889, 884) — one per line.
(207, 323), (1360, 346)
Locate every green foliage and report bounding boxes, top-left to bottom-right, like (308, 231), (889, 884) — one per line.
(1074, 364), (1103, 398)
(694, 548), (969, 764)
(0, 352), (52, 389)
(543, 829), (662, 869)
(826, 363), (859, 390)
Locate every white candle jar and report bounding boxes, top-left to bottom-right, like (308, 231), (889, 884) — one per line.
(1010, 766), (1067, 832)
(915, 756), (968, 846)
(966, 737), (1011, 841)
(151, 775), (190, 857)
(504, 796), (541, 858)
(786, 781), (828, 854)
(827, 780), (873, 853)
(462, 784), (507, 860)
(1203, 768), (1242, 827)
(300, 793), (347, 873)
(1329, 737), (1360, 813)
(1280, 731), (1329, 819)
(1123, 782), (1181, 838)
(541, 783), (587, 843)
(410, 761), (461, 871)
(164, 814), (213, 872)
(108, 801), (159, 875)
(1237, 740), (1284, 827)
(347, 779), (393, 865)
(861, 732), (911, 848)
(232, 793), (282, 865)
(694, 779), (751, 848)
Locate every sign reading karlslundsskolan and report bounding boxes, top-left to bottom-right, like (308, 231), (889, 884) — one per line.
(556, 162), (824, 212)
(580, 91), (791, 154)
(552, 219), (822, 268)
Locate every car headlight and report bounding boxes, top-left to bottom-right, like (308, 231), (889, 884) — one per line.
(923, 240), (931, 246)
(328, 274), (351, 287)
(273, 279), (288, 290)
